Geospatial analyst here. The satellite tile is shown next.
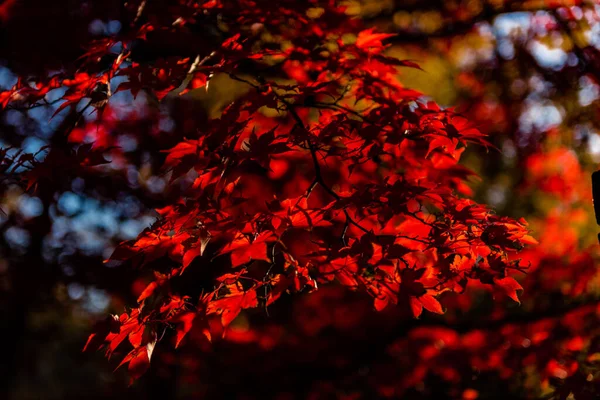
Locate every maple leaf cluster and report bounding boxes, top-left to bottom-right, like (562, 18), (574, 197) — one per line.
(0, 0), (539, 386)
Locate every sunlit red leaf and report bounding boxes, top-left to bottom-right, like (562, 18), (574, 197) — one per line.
(355, 28), (395, 50)
(418, 294), (444, 315)
(494, 276), (523, 304)
(207, 289), (259, 329)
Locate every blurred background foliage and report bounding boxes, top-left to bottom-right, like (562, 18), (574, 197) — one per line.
(1, 0), (600, 399)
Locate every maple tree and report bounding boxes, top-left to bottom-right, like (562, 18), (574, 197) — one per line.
(1, 0), (600, 399)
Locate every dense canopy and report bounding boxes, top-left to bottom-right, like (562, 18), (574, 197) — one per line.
(1, 1), (599, 399)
